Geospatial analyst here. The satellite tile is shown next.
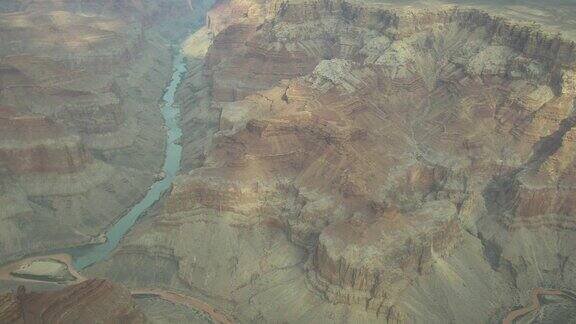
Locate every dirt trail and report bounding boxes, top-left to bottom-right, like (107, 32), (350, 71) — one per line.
(502, 288), (566, 324)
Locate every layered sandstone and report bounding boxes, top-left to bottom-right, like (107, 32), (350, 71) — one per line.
(81, 0), (576, 323)
(0, 280), (146, 324)
(311, 201), (461, 314)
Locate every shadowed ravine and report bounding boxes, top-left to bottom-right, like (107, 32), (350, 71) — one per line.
(70, 52), (187, 270)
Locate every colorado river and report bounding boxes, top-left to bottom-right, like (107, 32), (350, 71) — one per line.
(0, 42), (235, 324)
(70, 52), (187, 270)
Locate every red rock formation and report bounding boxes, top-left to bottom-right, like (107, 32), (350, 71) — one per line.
(206, 0), (263, 34)
(0, 280), (146, 324)
(311, 202), (461, 314)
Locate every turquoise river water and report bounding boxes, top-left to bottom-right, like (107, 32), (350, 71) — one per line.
(70, 53), (187, 270)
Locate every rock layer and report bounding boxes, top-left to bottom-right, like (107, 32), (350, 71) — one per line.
(0, 280), (145, 324)
(0, 0), (214, 261)
(61, 0), (576, 323)
(0, 111), (92, 174)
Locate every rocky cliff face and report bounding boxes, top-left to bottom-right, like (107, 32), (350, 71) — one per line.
(78, 0), (576, 323)
(0, 280), (146, 324)
(311, 201), (461, 314)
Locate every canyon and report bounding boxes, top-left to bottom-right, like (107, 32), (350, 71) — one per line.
(0, 0), (218, 322)
(0, 0), (196, 262)
(2, 0), (576, 323)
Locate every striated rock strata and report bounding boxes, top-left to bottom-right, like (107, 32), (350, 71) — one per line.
(0, 0), (215, 261)
(0, 279), (146, 324)
(79, 0), (576, 323)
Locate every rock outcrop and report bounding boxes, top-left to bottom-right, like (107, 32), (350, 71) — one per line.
(311, 201), (461, 314)
(0, 280), (146, 324)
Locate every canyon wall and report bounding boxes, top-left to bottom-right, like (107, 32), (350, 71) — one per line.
(0, 0), (213, 261)
(1, 0), (569, 323)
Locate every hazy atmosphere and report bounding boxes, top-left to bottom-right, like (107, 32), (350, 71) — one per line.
(0, 0), (575, 323)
